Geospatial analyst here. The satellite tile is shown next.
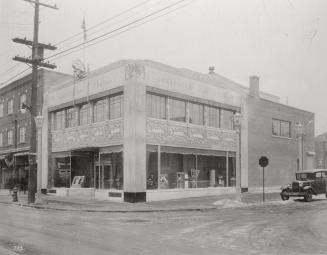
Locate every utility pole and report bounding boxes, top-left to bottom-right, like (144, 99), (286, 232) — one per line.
(12, 0), (58, 204)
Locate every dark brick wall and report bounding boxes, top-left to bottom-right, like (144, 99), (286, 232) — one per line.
(247, 95), (314, 187)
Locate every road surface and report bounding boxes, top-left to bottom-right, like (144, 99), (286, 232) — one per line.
(1, 197), (327, 255)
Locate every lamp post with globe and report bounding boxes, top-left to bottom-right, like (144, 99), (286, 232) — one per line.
(233, 112), (242, 201)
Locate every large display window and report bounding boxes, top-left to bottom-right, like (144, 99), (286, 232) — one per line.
(95, 149), (123, 190)
(146, 145), (236, 190)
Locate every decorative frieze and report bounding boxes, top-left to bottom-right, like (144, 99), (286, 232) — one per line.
(51, 119), (123, 152)
(146, 118), (237, 151)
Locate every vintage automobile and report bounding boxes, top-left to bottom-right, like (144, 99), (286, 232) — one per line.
(280, 169), (327, 202)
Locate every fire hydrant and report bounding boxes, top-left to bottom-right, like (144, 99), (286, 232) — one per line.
(12, 186), (18, 202)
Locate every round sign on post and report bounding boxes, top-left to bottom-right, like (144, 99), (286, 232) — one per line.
(259, 156), (269, 202)
(259, 156), (269, 168)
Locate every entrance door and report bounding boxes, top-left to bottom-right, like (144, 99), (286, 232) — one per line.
(95, 165), (112, 189)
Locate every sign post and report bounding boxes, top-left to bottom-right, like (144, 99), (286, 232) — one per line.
(259, 156), (269, 202)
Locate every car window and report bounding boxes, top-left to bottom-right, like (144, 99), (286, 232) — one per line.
(315, 172), (322, 178)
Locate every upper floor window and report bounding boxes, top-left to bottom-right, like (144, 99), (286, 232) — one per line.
(19, 94), (26, 110)
(7, 130), (14, 145)
(169, 98), (186, 122)
(146, 93), (166, 119)
(109, 94), (124, 119)
(207, 106), (220, 128)
(79, 103), (92, 125)
(0, 104), (3, 118)
(93, 98), (107, 123)
(54, 110), (65, 130)
(65, 107), (76, 128)
(19, 126), (26, 143)
(220, 109), (234, 130)
(7, 98), (13, 115)
(189, 102), (204, 125)
(272, 118), (291, 138)
(0, 133), (3, 146)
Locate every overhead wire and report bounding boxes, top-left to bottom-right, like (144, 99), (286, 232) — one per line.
(2, 0), (194, 86)
(59, 0), (167, 50)
(54, 0), (153, 47)
(51, 0), (195, 62)
(45, 0), (188, 61)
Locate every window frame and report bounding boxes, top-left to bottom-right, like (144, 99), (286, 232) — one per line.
(188, 101), (204, 125)
(93, 98), (107, 123)
(7, 98), (13, 115)
(272, 118), (291, 138)
(0, 103), (3, 118)
(7, 130), (14, 145)
(19, 126), (26, 144)
(146, 93), (166, 120)
(169, 97), (186, 122)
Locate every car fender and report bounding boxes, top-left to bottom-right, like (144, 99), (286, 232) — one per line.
(303, 186), (316, 194)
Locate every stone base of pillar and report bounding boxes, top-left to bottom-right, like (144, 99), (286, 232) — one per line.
(124, 192), (146, 203)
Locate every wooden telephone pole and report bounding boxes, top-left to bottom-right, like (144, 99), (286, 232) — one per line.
(12, 0), (58, 204)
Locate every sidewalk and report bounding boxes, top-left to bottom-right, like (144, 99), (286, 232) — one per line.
(0, 191), (283, 212)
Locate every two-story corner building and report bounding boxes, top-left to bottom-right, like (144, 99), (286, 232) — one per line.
(46, 59), (315, 202)
(0, 69), (71, 191)
(315, 132), (327, 169)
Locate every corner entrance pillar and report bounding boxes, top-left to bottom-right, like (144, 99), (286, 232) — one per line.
(123, 62), (146, 202)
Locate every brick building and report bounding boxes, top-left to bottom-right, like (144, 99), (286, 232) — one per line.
(315, 132), (327, 169)
(45, 59), (315, 202)
(0, 70), (71, 190)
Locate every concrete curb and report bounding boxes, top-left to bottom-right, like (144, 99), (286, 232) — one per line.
(0, 200), (218, 213)
(0, 197), (284, 213)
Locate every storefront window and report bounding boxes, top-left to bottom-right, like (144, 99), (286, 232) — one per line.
(79, 103), (92, 125)
(221, 109), (234, 130)
(71, 152), (94, 188)
(189, 102), (204, 125)
(146, 145), (158, 189)
(51, 156), (71, 188)
(94, 98), (107, 123)
(109, 94), (123, 119)
(147, 146), (234, 190)
(208, 106), (220, 128)
(146, 93), (166, 119)
(96, 152), (123, 190)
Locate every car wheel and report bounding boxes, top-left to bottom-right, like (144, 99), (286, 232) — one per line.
(281, 192), (289, 201)
(304, 190), (313, 202)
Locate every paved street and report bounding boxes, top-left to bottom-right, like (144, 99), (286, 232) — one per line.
(1, 196), (327, 255)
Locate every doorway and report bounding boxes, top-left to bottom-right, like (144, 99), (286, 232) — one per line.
(95, 164), (113, 189)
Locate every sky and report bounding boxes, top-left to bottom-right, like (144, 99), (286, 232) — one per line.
(0, 0), (326, 135)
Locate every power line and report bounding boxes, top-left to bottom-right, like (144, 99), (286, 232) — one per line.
(45, 0), (188, 61)
(54, 0), (153, 46)
(51, 0), (195, 62)
(58, 0), (167, 50)
(1, 67), (30, 86)
(1, 0), (157, 84)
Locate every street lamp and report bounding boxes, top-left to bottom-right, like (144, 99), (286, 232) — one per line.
(233, 112), (242, 201)
(35, 115), (44, 198)
(296, 123), (304, 171)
